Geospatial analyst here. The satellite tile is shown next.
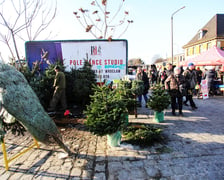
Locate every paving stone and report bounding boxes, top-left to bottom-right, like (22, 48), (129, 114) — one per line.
(1, 97), (224, 179)
(95, 163), (105, 173)
(144, 166), (160, 177)
(70, 167), (82, 177)
(93, 172), (106, 180)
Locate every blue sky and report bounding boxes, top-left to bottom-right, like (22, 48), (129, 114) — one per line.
(1, 0), (224, 64)
(50, 0), (224, 64)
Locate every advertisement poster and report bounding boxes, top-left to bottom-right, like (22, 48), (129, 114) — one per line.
(201, 79), (209, 99)
(25, 40), (128, 82)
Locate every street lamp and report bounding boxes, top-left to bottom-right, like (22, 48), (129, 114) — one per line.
(171, 6), (185, 65)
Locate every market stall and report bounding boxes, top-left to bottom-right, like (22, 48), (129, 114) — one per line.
(182, 46), (224, 96)
(182, 46), (224, 67)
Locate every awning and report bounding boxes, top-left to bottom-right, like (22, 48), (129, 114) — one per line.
(182, 46), (224, 66)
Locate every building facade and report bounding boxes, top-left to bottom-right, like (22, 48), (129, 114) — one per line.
(183, 14), (224, 61)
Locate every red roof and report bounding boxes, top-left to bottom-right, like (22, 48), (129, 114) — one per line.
(182, 46), (224, 66)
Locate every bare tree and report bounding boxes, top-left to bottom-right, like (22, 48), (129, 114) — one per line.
(73, 0), (133, 40)
(0, 0), (57, 68)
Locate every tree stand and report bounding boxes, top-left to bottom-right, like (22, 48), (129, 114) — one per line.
(1, 137), (40, 171)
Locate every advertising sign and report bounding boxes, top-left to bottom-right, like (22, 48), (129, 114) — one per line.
(25, 40), (128, 82)
(201, 79), (209, 99)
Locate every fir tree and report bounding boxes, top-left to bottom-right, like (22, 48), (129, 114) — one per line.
(85, 85), (128, 136)
(147, 84), (170, 112)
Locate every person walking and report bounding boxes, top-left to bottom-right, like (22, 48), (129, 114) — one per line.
(136, 66), (149, 107)
(165, 67), (185, 116)
(204, 67), (217, 96)
(196, 67), (203, 85)
(148, 64), (158, 86)
(183, 63), (198, 110)
(48, 65), (67, 112)
(196, 67), (203, 98)
(159, 67), (167, 85)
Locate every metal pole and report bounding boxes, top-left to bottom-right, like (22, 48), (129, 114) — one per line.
(171, 6), (185, 65)
(171, 16), (173, 65)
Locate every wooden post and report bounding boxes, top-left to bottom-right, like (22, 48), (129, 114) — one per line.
(134, 94), (137, 118)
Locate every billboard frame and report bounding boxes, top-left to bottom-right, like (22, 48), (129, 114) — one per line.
(25, 39), (128, 81)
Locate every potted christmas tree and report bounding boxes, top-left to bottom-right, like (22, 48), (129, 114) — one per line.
(116, 80), (140, 116)
(84, 84), (128, 147)
(147, 84), (170, 122)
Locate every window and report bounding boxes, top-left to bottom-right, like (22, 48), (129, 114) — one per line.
(186, 48), (189, 56)
(199, 45), (202, 53)
(192, 46), (195, 55)
(198, 29), (207, 39)
(207, 42), (212, 50)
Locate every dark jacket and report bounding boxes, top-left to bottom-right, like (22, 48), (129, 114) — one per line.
(183, 68), (197, 89)
(136, 71), (149, 95)
(204, 69), (217, 83)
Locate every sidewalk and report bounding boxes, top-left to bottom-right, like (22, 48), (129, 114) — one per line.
(0, 96), (224, 180)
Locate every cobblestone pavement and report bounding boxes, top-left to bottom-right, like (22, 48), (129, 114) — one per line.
(0, 96), (224, 180)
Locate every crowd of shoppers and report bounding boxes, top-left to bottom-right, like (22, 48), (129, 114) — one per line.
(163, 62), (198, 116)
(134, 62), (223, 116)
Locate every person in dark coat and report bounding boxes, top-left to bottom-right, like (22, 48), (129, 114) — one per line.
(195, 67), (203, 98)
(159, 67), (167, 84)
(149, 64), (158, 85)
(204, 67), (217, 96)
(136, 66), (149, 107)
(183, 63), (197, 110)
(196, 67), (203, 85)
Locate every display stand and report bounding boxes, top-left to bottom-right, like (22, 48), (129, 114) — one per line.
(1, 137), (40, 170)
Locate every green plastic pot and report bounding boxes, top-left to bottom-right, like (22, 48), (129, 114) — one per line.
(154, 111), (164, 123)
(107, 131), (122, 147)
